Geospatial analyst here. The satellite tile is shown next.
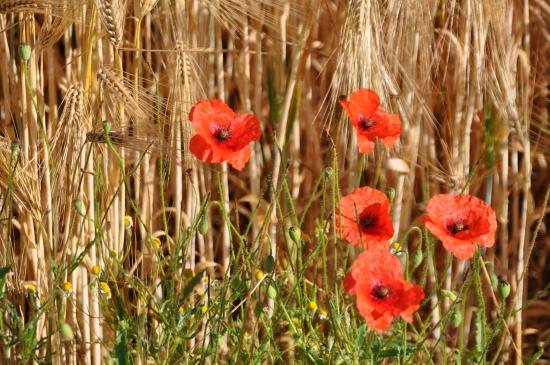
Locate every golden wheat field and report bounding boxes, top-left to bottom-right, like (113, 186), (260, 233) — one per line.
(0, 0), (548, 364)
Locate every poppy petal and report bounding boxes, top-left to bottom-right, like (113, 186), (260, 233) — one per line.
(357, 134), (376, 153)
(342, 88), (381, 122)
(344, 273), (356, 293)
(400, 285), (425, 323)
(189, 134), (225, 164)
(226, 114), (261, 150)
(226, 146), (251, 171)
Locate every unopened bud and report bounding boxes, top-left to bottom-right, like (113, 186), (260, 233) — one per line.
(497, 280), (511, 300)
(289, 227), (301, 245)
(198, 216), (209, 235)
(19, 44), (32, 62)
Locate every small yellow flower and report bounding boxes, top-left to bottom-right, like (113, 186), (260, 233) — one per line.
(255, 269), (264, 281)
(390, 242), (402, 255)
(91, 265), (101, 276)
(319, 309), (328, 321)
(244, 331), (251, 340)
(26, 283), (37, 295)
(178, 306), (185, 314)
(291, 317), (301, 326)
(204, 275), (216, 288)
(308, 301), (318, 311)
(62, 282), (73, 295)
(124, 215), (133, 229)
(150, 237), (161, 250)
(201, 305), (208, 314)
(99, 281), (111, 299)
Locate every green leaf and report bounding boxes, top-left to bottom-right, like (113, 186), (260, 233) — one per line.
(525, 336), (549, 365)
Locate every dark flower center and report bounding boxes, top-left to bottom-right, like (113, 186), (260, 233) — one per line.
(213, 126), (232, 143)
(371, 285), (390, 300)
(358, 117), (375, 131)
(360, 215), (377, 229)
(447, 221), (469, 235)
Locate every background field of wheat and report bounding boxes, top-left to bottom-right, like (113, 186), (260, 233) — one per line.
(0, 0), (548, 364)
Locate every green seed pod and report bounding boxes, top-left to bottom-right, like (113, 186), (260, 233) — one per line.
(19, 44), (32, 62)
(59, 321), (74, 341)
(267, 285), (277, 299)
(412, 249), (423, 269)
(289, 227), (301, 245)
(198, 216), (209, 235)
(497, 280), (511, 300)
(451, 308), (462, 328)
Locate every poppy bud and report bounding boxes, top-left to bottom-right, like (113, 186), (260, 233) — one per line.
(198, 216), (209, 235)
(73, 200), (85, 216)
(451, 308), (462, 328)
(289, 227), (301, 245)
(440, 289), (457, 302)
(19, 44), (32, 62)
(263, 255), (275, 273)
(103, 121), (112, 134)
(59, 321), (74, 341)
(10, 140), (20, 155)
(324, 167), (333, 178)
(386, 188), (396, 204)
(490, 272), (498, 289)
(497, 280), (511, 300)
(267, 285), (277, 299)
(412, 249), (423, 269)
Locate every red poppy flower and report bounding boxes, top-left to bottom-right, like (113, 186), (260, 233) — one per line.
(422, 194), (497, 260)
(339, 88), (401, 153)
(189, 99), (261, 170)
(345, 247), (425, 330)
(337, 186), (394, 248)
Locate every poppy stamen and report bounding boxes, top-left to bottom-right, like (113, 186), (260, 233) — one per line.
(447, 221), (469, 235)
(358, 116), (375, 131)
(213, 126), (232, 143)
(359, 215), (377, 229)
(371, 285), (390, 300)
